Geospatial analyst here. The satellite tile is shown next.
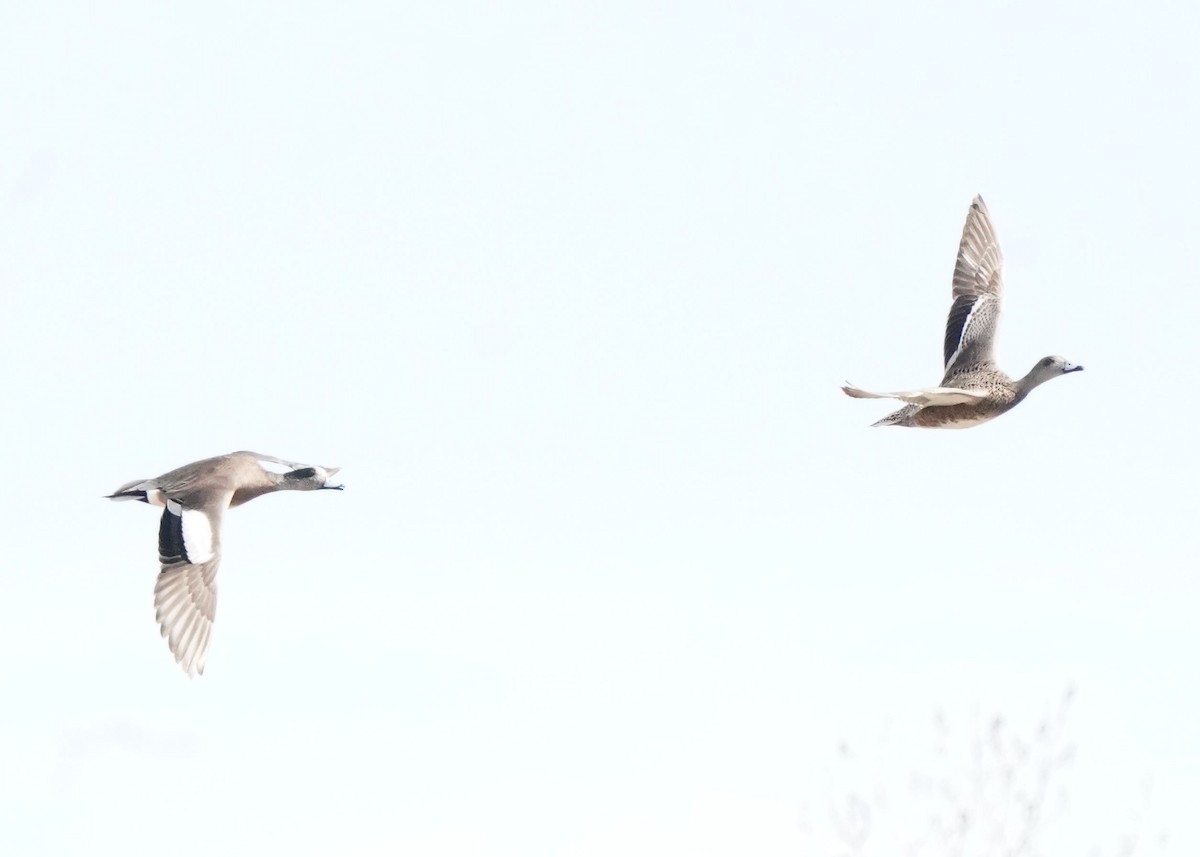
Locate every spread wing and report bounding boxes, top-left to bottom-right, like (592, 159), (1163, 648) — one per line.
(154, 496), (226, 677)
(842, 383), (988, 406)
(943, 195), (1004, 371)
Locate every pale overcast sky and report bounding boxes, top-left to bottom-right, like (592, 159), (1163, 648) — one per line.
(2, 1), (1195, 854)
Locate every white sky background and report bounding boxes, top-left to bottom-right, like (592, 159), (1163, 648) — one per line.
(0, 0), (1195, 854)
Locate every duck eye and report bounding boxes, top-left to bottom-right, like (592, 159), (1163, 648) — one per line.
(285, 467), (317, 480)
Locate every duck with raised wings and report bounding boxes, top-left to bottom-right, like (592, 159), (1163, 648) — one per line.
(843, 195), (1083, 428)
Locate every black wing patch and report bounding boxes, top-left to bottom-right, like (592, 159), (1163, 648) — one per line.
(158, 502), (189, 566)
(943, 295), (977, 367)
(285, 467), (317, 480)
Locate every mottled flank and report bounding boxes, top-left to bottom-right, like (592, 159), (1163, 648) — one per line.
(909, 399), (1013, 429)
(844, 196), (1082, 429)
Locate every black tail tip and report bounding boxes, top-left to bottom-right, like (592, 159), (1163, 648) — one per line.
(107, 490), (149, 502)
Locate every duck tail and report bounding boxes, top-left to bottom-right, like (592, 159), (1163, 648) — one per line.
(870, 405), (918, 427)
(106, 489), (149, 502)
(106, 478), (153, 502)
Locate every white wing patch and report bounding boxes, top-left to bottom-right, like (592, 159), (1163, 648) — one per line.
(180, 508), (215, 564)
(257, 458), (294, 475)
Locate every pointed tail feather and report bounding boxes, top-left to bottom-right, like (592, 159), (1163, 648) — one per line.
(107, 489), (149, 502)
(870, 404), (919, 427)
(107, 477), (155, 502)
